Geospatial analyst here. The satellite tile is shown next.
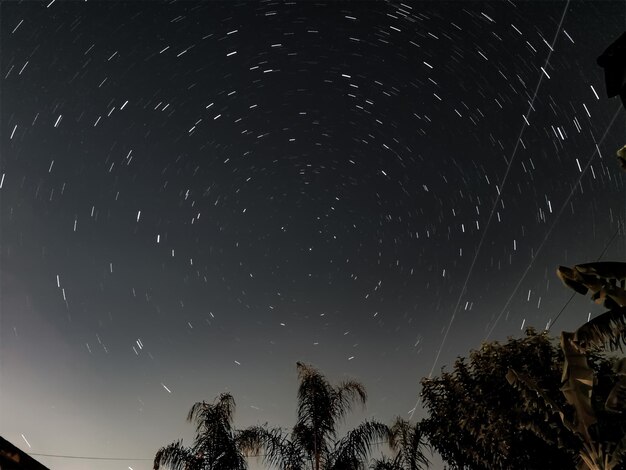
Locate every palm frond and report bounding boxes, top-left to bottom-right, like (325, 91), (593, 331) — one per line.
(193, 433), (245, 470)
(333, 380), (367, 422)
(237, 425), (269, 456)
(574, 306), (626, 351)
(238, 425), (303, 470)
(388, 418), (410, 452)
(296, 361), (317, 379)
(295, 361), (337, 453)
(370, 456), (402, 470)
(387, 418), (429, 470)
(153, 440), (200, 470)
(186, 393), (236, 442)
(187, 401), (208, 428)
(406, 424), (429, 470)
(291, 422), (318, 459)
(214, 392), (237, 423)
(296, 363), (333, 423)
(211, 448), (247, 470)
(332, 420), (390, 468)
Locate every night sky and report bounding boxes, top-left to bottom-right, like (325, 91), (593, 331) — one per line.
(2, 1), (625, 469)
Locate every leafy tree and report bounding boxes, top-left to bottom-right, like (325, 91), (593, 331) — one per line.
(420, 328), (624, 470)
(238, 362), (390, 470)
(154, 393), (247, 470)
(525, 261), (626, 469)
(371, 418), (429, 470)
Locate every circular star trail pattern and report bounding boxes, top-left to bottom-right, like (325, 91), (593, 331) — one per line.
(1, 2), (625, 469)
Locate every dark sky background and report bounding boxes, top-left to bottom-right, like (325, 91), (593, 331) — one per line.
(1, 1), (625, 469)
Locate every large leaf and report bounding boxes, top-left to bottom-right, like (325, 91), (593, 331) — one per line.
(618, 146), (626, 170)
(556, 263), (626, 309)
(575, 263), (626, 283)
(606, 358), (626, 413)
(558, 265), (593, 295)
(561, 332), (597, 440)
(590, 286), (624, 311)
(575, 307), (626, 351)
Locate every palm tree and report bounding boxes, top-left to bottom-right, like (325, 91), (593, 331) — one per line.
(371, 418), (429, 470)
(238, 362), (390, 470)
(154, 393), (247, 470)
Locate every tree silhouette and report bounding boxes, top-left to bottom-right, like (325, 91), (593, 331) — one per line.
(512, 260), (626, 469)
(370, 418), (429, 470)
(238, 362), (389, 470)
(154, 393), (247, 470)
(420, 329), (624, 469)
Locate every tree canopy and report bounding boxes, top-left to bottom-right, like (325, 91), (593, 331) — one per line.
(420, 328), (624, 470)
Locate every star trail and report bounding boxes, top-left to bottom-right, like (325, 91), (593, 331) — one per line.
(1, 2), (625, 469)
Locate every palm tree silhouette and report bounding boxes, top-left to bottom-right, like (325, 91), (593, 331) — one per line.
(238, 362), (389, 470)
(371, 418), (429, 470)
(154, 393), (247, 470)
